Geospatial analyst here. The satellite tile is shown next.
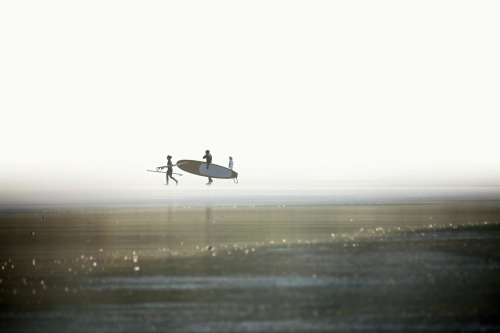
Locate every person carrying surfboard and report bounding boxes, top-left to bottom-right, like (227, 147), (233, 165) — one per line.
(203, 150), (213, 185)
(164, 155), (178, 186)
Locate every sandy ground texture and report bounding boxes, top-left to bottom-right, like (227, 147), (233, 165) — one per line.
(1, 202), (499, 332)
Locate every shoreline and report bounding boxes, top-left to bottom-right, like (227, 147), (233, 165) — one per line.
(2, 186), (500, 211)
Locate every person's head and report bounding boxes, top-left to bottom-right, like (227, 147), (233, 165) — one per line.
(229, 156), (233, 160)
(206, 150), (210, 154)
(167, 155), (172, 160)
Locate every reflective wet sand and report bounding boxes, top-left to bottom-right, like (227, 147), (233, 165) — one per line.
(1, 199), (500, 332)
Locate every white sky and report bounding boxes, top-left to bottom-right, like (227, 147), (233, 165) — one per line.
(1, 0), (499, 192)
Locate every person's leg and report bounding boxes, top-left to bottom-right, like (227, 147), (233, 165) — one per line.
(167, 171), (174, 185)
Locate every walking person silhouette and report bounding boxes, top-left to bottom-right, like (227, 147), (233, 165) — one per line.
(203, 150), (213, 185)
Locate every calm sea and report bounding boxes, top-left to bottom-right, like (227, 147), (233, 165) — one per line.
(1, 187), (499, 332)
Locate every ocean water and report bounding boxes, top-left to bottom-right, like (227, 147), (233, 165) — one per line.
(1, 188), (500, 332)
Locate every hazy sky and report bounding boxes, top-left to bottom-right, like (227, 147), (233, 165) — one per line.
(1, 1), (499, 191)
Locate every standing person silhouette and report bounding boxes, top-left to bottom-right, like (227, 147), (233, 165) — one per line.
(165, 155), (178, 185)
(203, 150), (213, 185)
(228, 156), (233, 170)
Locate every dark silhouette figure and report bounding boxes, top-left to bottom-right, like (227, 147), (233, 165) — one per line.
(165, 155), (178, 185)
(203, 150), (213, 185)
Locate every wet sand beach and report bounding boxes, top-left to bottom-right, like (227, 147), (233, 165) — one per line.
(1, 190), (500, 332)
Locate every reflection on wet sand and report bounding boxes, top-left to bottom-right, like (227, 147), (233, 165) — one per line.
(1, 201), (499, 332)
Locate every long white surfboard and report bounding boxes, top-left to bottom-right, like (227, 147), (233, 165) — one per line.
(176, 160), (238, 179)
